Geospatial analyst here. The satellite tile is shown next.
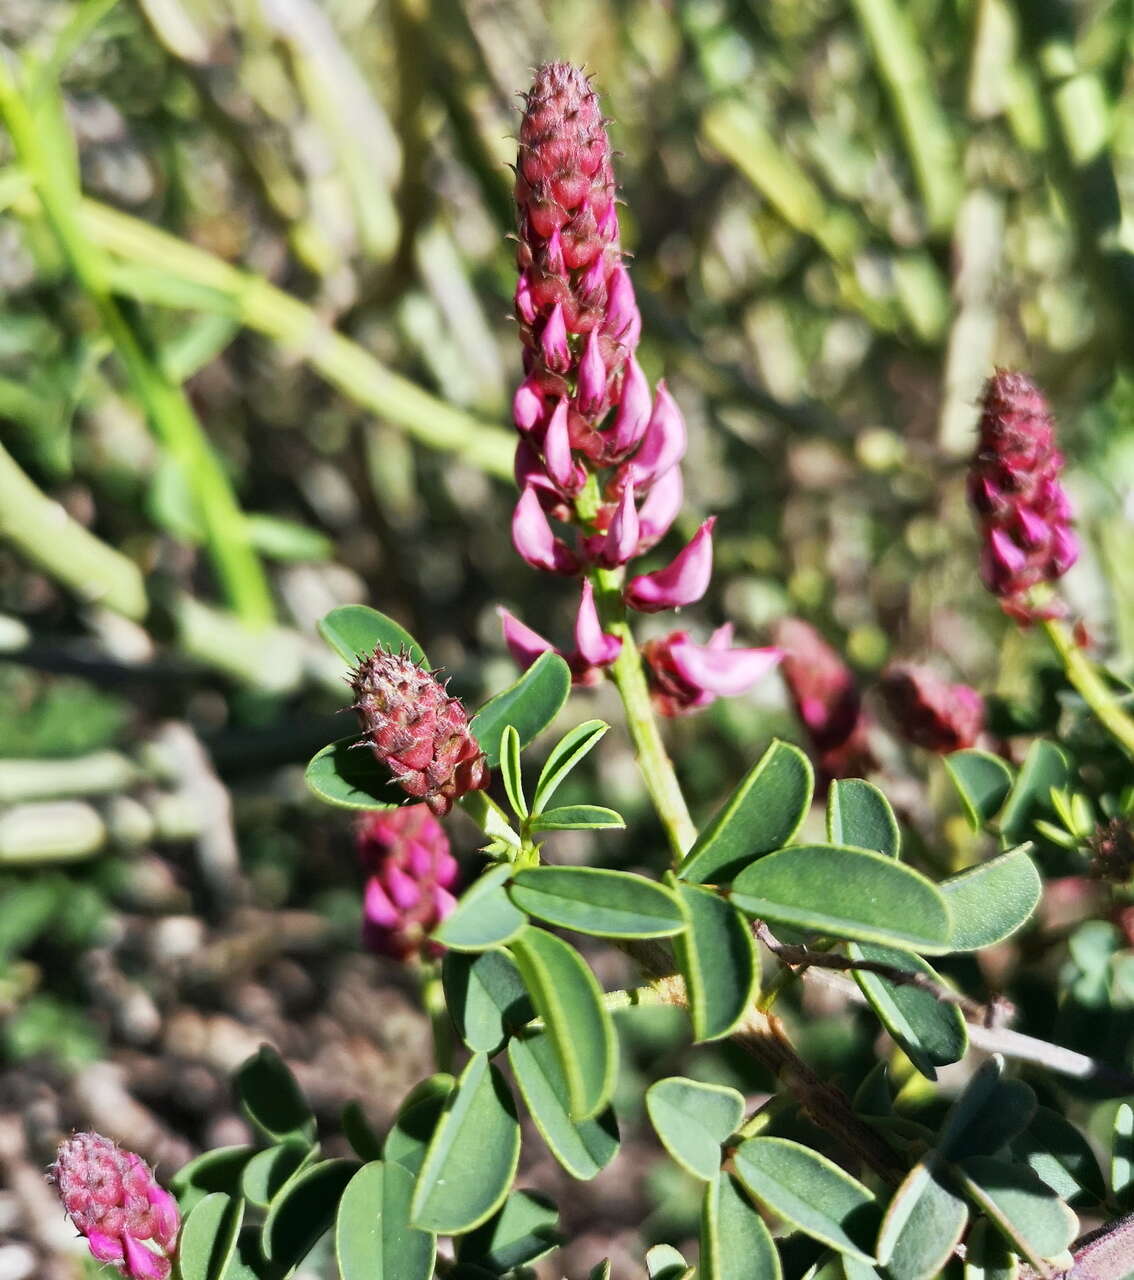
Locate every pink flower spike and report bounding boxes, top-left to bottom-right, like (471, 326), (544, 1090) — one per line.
(602, 483), (640, 567)
(512, 486), (580, 575)
(513, 378), (545, 435)
(637, 465), (683, 549)
(543, 398), (581, 495)
(574, 579), (622, 668)
(624, 517), (716, 613)
(498, 606), (557, 670)
(669, 636), (782, 697)
(609, 355), (651, 457)
(576, 330), (606, 418)
(540, 302), (570, 373)
(622, 380), (687, 490)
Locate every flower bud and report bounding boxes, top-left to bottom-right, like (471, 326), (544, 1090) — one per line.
(637, 465), (683, 550)
(52, 1133), (179, 1280)
(574, 579), (622, 668)
(625, 518), (715, 613)
(876, 663), (984, 753)
(619, 380), (687, 492)
(512, 486), (581, 575)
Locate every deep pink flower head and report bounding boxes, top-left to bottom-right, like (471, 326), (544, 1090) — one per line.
(969, 371), (1079, 623)
(773, 619), (874, 782)
(642, 625), (780, 717)
(351, 649), (489, 816)
(357, 806), (459, 960)
(51, 1133), (179, 1279)
(877, 663), (984, 753)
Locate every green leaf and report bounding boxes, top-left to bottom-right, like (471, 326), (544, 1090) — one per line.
(730, 845), (952, 953)
(673, 881), (759, 1041)
(235, 1045), (316, 1145)
(679, 740), (814, 883)
(936, 1057), (1036, 1161)
(963, 1218), (1019, 1280)
(1113, 1102), (1134, 1207)
(217, 1228), (286, 1280)
(500, 725), (527, 820)
(433, 864), (527, 952)
(645, 1077), (744, 1180)
(261, 1158), (359, 1268)
(443, 949), (531, 1055)
(383, 1075), (454, 1177)
(410, 1054), (522, 1234)
(341, 1101), (384, 1163)
(1011, 1105), (1106, 1205)
(733, 1136), (880, 1262)
(938, 848), (1041, 951)
(646, 1244), (693, 1280)
(533, 720), (609, 813)
(472, 651), (571, 768)
(240, 1143), (313, 1210)
(335, 1161), (435, 1280)
(999, 740), (1069, 844)
(318, 605), (428, 668)
(875, 1162), (967, 1279)
(700, 1171), (781, 1280)
(848, 941), (967, 1080)
(945, 751), (1014, 831)
(458, 1190), (561, 1272)
(177, 1192), (244, 1280)
(170, 1146), (255, 1215)
(509, 867), (684, 938)
(509, 925), (617, 1121)
(508, 1033), (619, 1181)
(529, 804), (626, 831)
(305, 736), (401, 811)
(827, 780), (900, 858)
(956, 1156), (1078, 1268)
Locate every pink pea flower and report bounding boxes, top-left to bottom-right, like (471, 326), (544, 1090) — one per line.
(624, 518), (715, 613)
(642, 624), (781, 717)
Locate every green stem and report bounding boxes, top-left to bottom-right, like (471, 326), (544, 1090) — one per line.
(419, 966), (454, 1075)
(591, 566), (698, 863)
(1042, 618), (1134, 759)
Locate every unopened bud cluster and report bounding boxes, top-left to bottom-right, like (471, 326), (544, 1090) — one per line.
(877, 663), (984, 754)
(506, 63), (778, 714)
(357, 806), (458, 960)
(969, 371), (1078, 623)
(52, 1133), (179, 1280)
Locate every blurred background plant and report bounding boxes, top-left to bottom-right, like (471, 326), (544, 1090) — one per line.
(1, 0), (1134, 1277)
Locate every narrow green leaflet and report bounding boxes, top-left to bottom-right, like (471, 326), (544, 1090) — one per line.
(875, 1162), (967, 1280)
(673, 881), (758, 1041)
(335, 1161), (435, 1280)
(472, 651), (571, 768)
(177, 1192), (244, 1280)
(235, 1045), (316, 1145)
(261, 1158), (359, 1269)
(938, 848), (1041, 951)
(733, 1137), (880, 1262)
(533, 720), (609, 812)
(508, 1033), (619, 1181)
(410, 1054), (522, 1234)
(945, 751), (1014, 831)
(509, 925), (617, 1120)
(433, 864), (527, 952)
(240, 1143), (312, 1210)
(383, 1075), (454, 1177)
(827, 780), (900, 858)
(700, 1172), (781, 1280)
(500, 725), (527, 820)
(848, 941), (967, 1080)
(509, 867), (684, 939)
(318, 605), (428, 668)
(529, 804), (625, 831)
(1011, 1105), (1106, 1205)
(443, 949), (531, 1055)
(936, 1057), (1036, 1161)
(457, 1190), (561, 1272)
(645, 1077), (744, 1180)
(305, 737), (401, 810)
(170, 1146), (255, 1215)
(730, 845), (952, 953)
(956, 1156), (1078, 1269)
(999, 740), (1068, 844)
(679, 740), (814, 884)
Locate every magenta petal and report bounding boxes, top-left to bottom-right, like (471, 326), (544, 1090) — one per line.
(540, 301), (570, 372)
(513, 378), (544, 434)
(1052, 525), (1080, 573)
(514, 272), (537, 325)
(432, 884), (458, 923)
(544, 398), (579, 495)
(87, 1231), (125, 1264)
(609, 356), (651, 456)
(145, 1187), (180, 1247)
(622, 380), (687, 490)
(708, 622), (734, 649)
(511, 487), (579, 575)
(990, 527), (1028, 574)
(602, 484), (640, 567)
(498, 605), (557, 670)
(1017, 507), (1048, 547)
(385, 863), (421, 911)
(605, 265), (640, 348)
(364, 877), (399, 929)
(574, 580), (622, 668)
(123, 1234), (169, 1280)
(576, 330), (606, 418)
(637, 465), (683, 548)
(545, 227), (567, 275)
(624, 517), (716, 613)
(669, 637), (782, 697)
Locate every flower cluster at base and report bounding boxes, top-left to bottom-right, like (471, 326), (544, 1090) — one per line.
(351, 648), (488, 815)
(357, 806), (458, 960)
(51, 1132), (179, 1279)
(505, 62), (779, 714)
(969, 371), (1079, 623)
